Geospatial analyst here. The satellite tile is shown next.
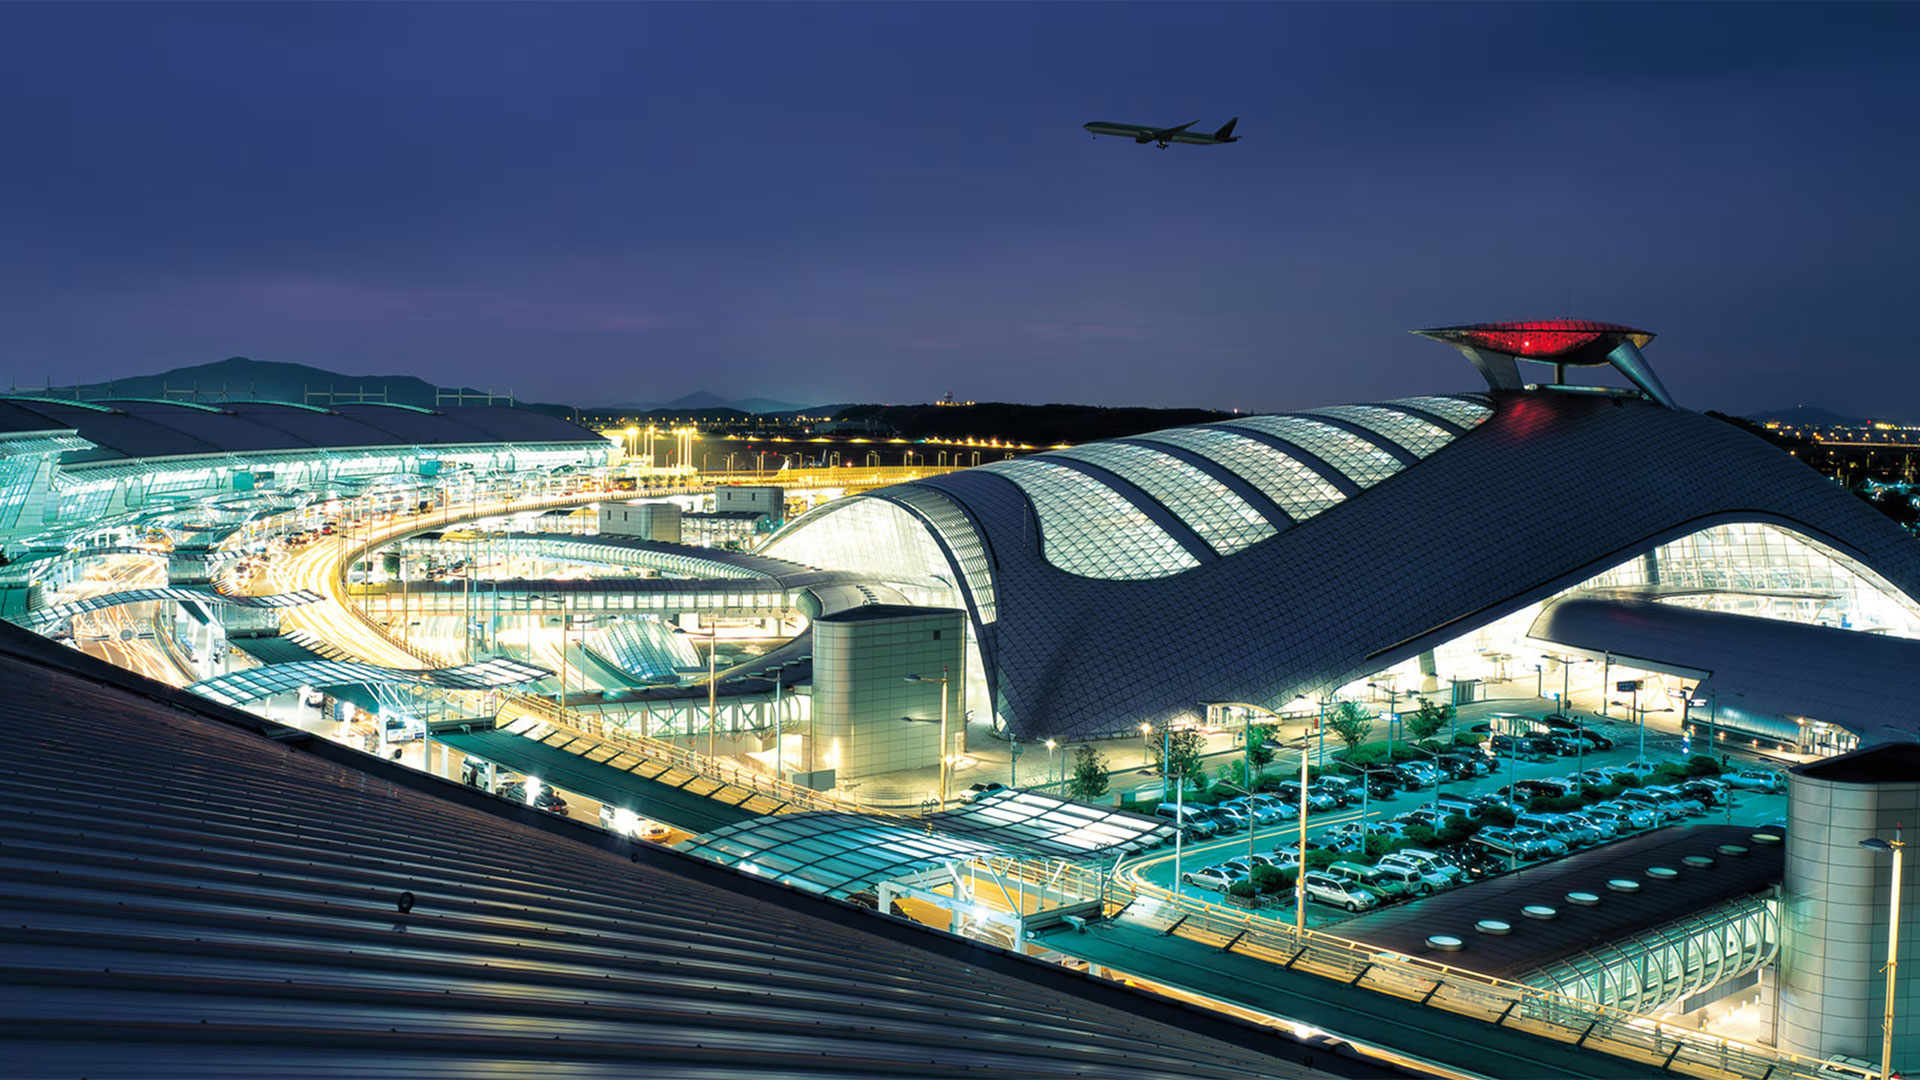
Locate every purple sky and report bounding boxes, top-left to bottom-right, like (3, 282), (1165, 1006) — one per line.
(3, 3), (1915, 416)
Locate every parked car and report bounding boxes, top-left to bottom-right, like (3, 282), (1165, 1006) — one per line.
(1476, 827), (1561, 859)
(1181, 865), (1242, 893)
(497, 781), (570, 817)
(1326, 860), (1409, 902)
(1379, 848), (1467, 885)
(1435, 792), (1482, 819)
(1724, 769), (1786, 793)
(1309, 780), (1354, 808)
(1471, 793), (1526, 817)
(1617, 790), (1682, 823)
(1638, 786), (1708, 816)
(1386, 763), (1435, 790)
(1153, 803), (1218, 838)
(1277, 782), (1337, 812)
(1365, 859), (1453, 897)
(1518, 812), (1600, 848)
(1587, 802), (1659, 832)
(1199, 805), (1248, 833)
(1564, 811), (1616, 840)
(1676, 781), (1726, 808)
(1488, 734), (1548, 761)
(1429, 843), (1504, 880)
(1247, 793), (1299, 820)
(1222, 797), (1283, 826)
(964, 782), (1008, 803)
(1303, 871), (1380, 912)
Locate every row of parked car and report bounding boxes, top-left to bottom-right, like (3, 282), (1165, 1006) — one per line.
(1182, 845), (1505, 912)
(1152, 751), (1504, 839)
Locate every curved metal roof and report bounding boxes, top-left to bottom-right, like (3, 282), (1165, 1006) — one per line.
(0, 625), (1346, 1079)
(0, 396), (604, 464)
(772, 390), (1920, 740)
(1530, 594), (1920, 743)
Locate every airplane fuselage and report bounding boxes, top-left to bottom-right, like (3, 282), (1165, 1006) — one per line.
(1084, 118), (1239, 148)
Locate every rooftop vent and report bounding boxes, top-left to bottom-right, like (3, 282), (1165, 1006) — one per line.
(1523, 904), (1559, 920)
(1751, 832), (1783, 846)
(1718, 844), (1750, 857)
(1427, 935), (1465, 952)
(1607, 878), (1642, 893)
(1684, 855), (1716, 868)
(1647, 866), (1679, 880)
(1566, 891), (1601, 906)
(1476, 919), (1513, 935)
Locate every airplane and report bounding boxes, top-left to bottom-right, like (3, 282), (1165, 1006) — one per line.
(1083, 117), (1239, 149)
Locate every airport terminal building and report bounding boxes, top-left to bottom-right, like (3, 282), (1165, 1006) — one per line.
(765, 322), (1920, 748)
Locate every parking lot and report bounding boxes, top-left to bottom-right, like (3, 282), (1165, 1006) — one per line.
(1125, 707), (1791, 930)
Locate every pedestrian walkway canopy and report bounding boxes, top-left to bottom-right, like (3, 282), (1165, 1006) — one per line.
(21, 586), (323, 627)
(188, 655), (549, 706)
(681, 790), (1173, 899)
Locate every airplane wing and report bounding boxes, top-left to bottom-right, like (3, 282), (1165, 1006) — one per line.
(1149, 121), (1198, 141)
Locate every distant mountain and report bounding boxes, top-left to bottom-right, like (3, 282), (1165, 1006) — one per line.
(61, 357), (579, 416)
(1746, 405), (1884, 427)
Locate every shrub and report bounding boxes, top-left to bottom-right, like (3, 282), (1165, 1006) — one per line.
(1687, 755), (1723, 777)
(1652, 762), (1689, 782)
(1453, 732), (1488, 747)
(1228, 879), (1258, 900)
(1435, 818), (1474, 845)
(1546, 793), (1587, 813)
(1254, 773), (1288, 793)
(1481, 805), (1518, 827)
(1250, 864), (1291, 895)
(1403, 824), (1438, 848)
(1344, 746), (1382, 769)
(1305, 849), (1340, 870)
(1614, 774), (1642, 789)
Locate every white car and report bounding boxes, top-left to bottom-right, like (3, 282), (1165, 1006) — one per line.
(1181, 865), (1243, 893)
(1303, 871), (1379, 912)
(1365, 860), (1452, 897)
(1379, 849), (1466, 885)
(1724, 770), (1785, 793)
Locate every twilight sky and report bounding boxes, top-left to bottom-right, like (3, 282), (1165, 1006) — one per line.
(3, 3), (1916, 416)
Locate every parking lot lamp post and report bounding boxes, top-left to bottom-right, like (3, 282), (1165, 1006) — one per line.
(1861, 829), (1906, 1080)
(1297, 735), (1311, 931)
(1045, 739), (1058, 793)
(1505, 715), (1522, 873)
(1139, 722), (1153, 777)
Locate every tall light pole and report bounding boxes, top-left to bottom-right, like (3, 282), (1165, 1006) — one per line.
(1045, 739), (1058, 792)
(905, 668), (951, 805)
(1862, 829), (1906, 1080)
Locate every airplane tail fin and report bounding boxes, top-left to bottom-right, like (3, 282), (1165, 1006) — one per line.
(1213, 117), (1239, 141)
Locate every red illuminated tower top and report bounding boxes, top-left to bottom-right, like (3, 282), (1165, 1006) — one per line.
(1412, 319), (1675, 408)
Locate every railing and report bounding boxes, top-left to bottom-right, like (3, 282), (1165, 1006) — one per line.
(505, 692), (863, 817)
(1103, 875), (1830, 1080)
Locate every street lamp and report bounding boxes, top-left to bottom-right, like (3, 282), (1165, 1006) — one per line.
(1044, 738), (1059, 792)
(905, 669), (952, 805)
(1862, 829), (1907, 1080)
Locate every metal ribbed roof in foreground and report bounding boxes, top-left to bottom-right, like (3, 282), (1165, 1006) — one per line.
(0, 627), (1368, 1080)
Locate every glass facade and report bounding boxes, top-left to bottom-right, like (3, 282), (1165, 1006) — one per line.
(1132, 427), (1345, 523)
(1584, 522), (1920, 637)
(882, 485), (999, 623)
(1525, 895), (1776, 1016)
(976, 458), (1200, 580)
(763, 495), (958, 593)
(1049, 441), (1274, 556)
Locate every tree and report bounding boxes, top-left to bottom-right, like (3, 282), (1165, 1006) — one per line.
(1068, 744), (1109, 800)
(1324, 700), (1374, 754)
(1405, 699), (1453, 743)
(1165, 728), (1204, 783)
(1246, 722), (1277, 775)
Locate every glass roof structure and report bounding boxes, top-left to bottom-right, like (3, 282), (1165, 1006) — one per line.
(976, 457), (1201, 580)
(1130, 426), (1344, 522)
(1307, 404), (1457, 457)
(21, 586), (324, 627)
(1048, 441), (1275, 556)
(679, 790), (1173, 899)
(188, 656), (551, 706)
